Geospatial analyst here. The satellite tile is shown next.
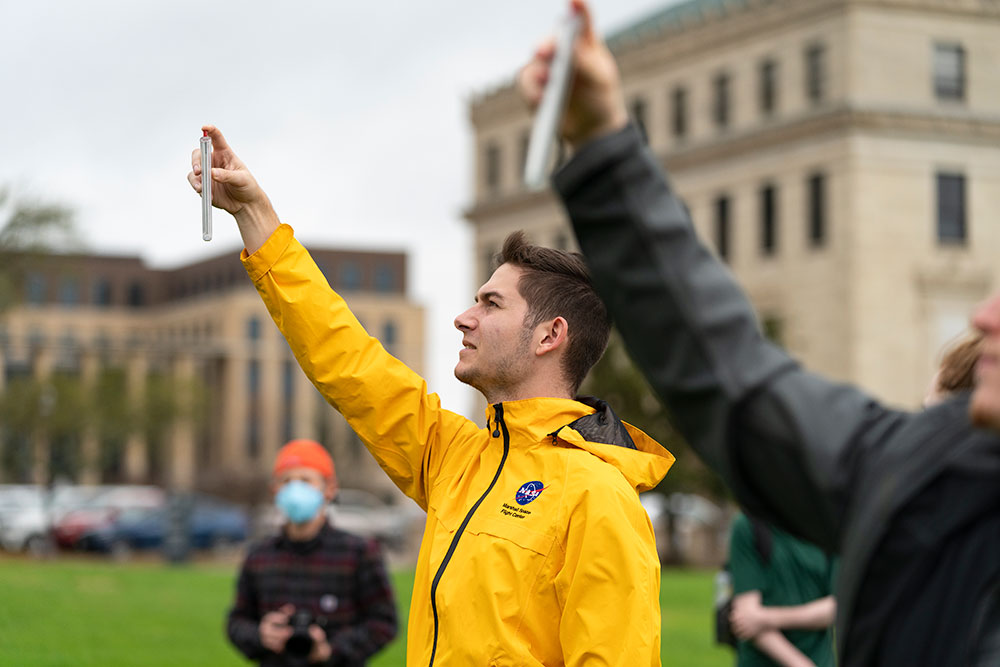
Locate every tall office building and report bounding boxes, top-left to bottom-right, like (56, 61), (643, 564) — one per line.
(467, 0), (1000, 409)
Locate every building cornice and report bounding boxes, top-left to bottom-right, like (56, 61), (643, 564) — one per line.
(469, 0), (1000, 128)
(612, 0), (842, 79)
(662, 107), (1000, 171)
(465, 106), (1000, 217)
(464, 187), (559, 225)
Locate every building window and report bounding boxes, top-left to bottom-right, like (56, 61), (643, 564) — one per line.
(518, 130), (530, 182)
(937, 172), (966, 244)
(485, 141), (501, 193)
(28, 327), (45, 349)
(382, 320), (397, 351)
(671, 86), (688, 139)
(247, 417), (260, 459)
(759, 59), (778, 116)
(934, 43), (965, 101)
(92, 279), (112, 307)
(126, 282), (145, 308)
(713, 72), (731, 129)
(57, 329), (79, 369)
(374, 264), (395, 292)
(760, 183), (778, 256)
(805, 44), (826, 104)
(483, 246), (497, 284)
(282, 359), (295, 443)
(248, 359), (260, 395)
(247, 316), (261, 341)
(26, 273), (46, 305)
(58, 277), (79, 306)
(714, 195), (731, 262)
(94, 331), (112, 358)
(282, 359), (295, 401)
(340, 261), (362, 290)
(808, 172), (827, 248)
(630, 96), (648, 142)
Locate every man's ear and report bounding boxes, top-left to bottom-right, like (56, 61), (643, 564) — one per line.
(324, 478), (338, 503)
(535, 316), (568, 357)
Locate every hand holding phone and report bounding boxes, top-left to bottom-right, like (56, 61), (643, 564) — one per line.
(200, 131), (212, 242)
(523, 10), (582, 191)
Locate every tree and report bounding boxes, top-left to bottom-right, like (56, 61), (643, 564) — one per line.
(582, 331), (730, 564)
(582, 330), (729, 500)
(0, 368), (206, 485)
(0, 186), (82, 311)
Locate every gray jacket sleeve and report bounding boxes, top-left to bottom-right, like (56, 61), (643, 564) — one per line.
(554, 125), (904, 551)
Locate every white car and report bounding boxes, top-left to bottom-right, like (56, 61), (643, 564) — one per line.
(327, 488), (424, 550)
(0, 486), (48, 554)
(0, 484), (127, 554)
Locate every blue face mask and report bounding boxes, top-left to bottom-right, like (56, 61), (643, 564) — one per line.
(275, 480), (325, 524)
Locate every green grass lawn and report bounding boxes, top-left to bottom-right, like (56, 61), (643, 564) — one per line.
(0, 556), (732, 666)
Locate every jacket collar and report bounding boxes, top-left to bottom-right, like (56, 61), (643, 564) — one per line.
(485, 396), (675, 493)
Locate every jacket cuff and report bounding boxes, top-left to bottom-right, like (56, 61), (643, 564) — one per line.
(241, 223), (295, 282)
(553, 123), (644, 200)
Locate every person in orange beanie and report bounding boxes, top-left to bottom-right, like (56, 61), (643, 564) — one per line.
(226, 439), (397, 666)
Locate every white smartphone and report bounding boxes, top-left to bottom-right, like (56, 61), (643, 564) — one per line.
(523, 11), (582, 191)
(200, 132), (212, 242)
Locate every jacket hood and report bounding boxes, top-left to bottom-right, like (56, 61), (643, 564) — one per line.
(486, 396), (674, 493)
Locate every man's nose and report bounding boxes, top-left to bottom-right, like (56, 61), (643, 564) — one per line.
(454, 307), (475, 332)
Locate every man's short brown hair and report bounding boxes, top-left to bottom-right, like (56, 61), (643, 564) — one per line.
(497, 231), (610, 394)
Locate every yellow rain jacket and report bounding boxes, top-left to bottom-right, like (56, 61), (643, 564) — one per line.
(244, 224), (676, 667)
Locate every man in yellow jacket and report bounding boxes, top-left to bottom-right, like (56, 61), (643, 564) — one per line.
(187, 74), (673, 667)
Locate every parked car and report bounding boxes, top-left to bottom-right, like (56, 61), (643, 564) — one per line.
(77, 496), (249, 556)
(53, 485), (165, 550)
(0, 485), (106, 554)
(641, 491), (726, 565)
(0, 486), (47, 554)
(328, 488), (424, 551)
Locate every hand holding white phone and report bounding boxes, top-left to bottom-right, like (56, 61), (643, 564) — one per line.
(523, 11), (582, 191)
(200, 131), (212, 242)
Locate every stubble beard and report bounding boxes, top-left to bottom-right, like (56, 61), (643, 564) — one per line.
(454, 325), (534, 403)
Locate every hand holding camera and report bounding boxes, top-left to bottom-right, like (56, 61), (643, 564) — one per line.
(259, 604), (331, 665)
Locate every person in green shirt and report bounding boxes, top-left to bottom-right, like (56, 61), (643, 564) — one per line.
(728, 513), (837, 667)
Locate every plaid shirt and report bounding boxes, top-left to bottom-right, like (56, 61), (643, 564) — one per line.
(227, 522), (398, 666)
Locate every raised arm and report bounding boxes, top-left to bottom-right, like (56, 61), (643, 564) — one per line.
(520, 0), (900, 550)
(187, 128), (481, 508)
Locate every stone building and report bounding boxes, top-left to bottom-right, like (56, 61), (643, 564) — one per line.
(0, 245), (423, 500)
(466, 0), (1000, 409)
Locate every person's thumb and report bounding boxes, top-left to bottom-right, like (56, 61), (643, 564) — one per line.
(571, 0), (595, 43)
(211, 168), (253, 191)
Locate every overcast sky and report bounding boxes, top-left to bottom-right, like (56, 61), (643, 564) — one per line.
(0, 0), (679, 416)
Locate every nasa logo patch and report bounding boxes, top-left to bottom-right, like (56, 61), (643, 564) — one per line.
(515, 481), (545, 506)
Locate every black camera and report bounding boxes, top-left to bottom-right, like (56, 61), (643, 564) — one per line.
(284, 609), (315, 658)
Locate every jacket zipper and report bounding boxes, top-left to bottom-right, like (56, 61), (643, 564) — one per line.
(427, 402), (510, 667)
